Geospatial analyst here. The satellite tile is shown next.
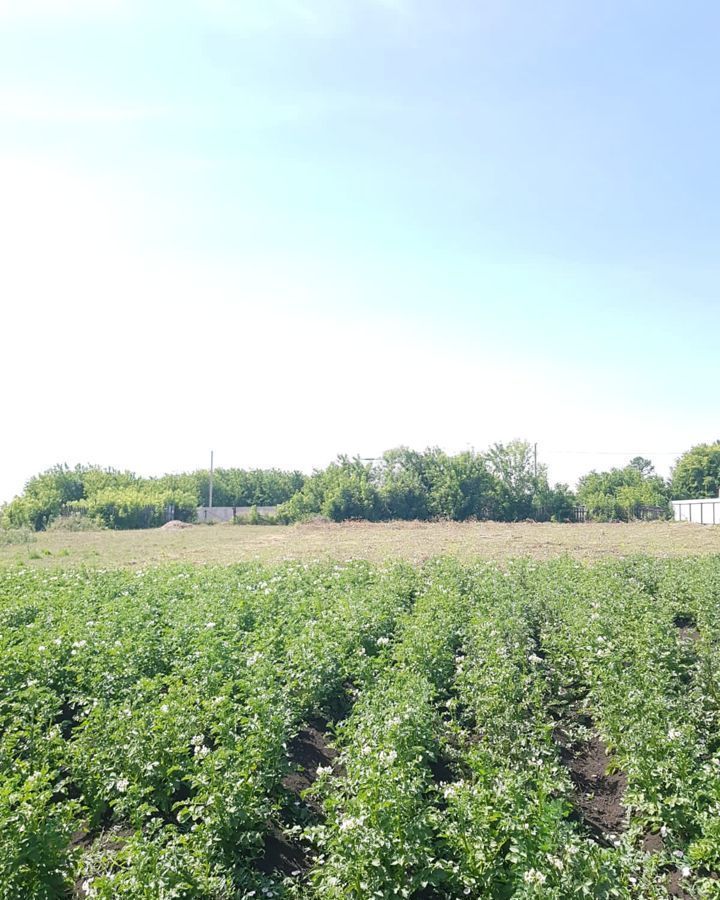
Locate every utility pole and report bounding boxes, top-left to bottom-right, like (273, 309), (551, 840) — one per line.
(533, 443), (538, 480)
(209, 450), (214, 509)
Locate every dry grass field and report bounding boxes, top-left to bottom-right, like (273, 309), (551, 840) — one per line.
(2, 519), (720, 568)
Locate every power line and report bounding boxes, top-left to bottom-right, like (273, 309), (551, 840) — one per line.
(542, 450), (684, 456)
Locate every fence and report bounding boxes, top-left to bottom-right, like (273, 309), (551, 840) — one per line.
(569, 504), (668, 523)
(633, 504), (668, 521)
(196, 506), (279, 524)
(672, 498), (720, 525)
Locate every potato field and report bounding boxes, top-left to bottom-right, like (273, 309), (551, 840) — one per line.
(2, 558), (720, 899)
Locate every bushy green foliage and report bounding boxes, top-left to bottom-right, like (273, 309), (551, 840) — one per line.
(3, 559), (718, 897)
(0, 526), (37, 545)
(2, 464), (93, 530)
(279, 442), (575, 523)
(157, 468), (305, 508)
(234, 505), (279, 525)
(70, 485), (197, 530)
(1, 465), (144, 531)
(671, 442), (720, 499)
(577, 459), (670, 521)
(14, 443), (715, 531)
(279, 457), (385, 523)
(381, 447), (503, 521)
(2, 464), (305, 531)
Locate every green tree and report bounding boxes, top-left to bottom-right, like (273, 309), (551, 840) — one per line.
(2, 464), (87, 530)
(485, 440), (543, 520)
(377, 448), (430, 520)
(671, 442), (720, 499)
(629, 456), (655, 477)
(577, 461), (670, 521)
(279, 457), (383, 522)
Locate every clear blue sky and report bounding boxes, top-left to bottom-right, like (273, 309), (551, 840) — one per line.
(2, 0), (719, 501)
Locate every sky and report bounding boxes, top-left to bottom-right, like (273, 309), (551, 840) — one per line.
(2, 0), (720, 502)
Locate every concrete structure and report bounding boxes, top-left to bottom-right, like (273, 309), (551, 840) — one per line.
(196, 505), (279, 523)
(672, 498), (720, 525)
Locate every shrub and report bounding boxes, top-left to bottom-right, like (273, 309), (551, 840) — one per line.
(0, 527), (37, 545)
(671, 442), (720, 499)
(577, 461), (670, 521)
(46, 512), (104, 532)
(70, 486), (197, 530)
(233, 506), (279, 526)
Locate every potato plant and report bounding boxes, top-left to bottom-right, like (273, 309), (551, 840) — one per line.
(1, 559), (720, 898)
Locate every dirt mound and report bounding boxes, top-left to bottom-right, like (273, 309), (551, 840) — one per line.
(161, 520), (193, 530)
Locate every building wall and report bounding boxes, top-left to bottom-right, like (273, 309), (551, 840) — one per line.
(196, 506), (279, 523)
(671, 499), (720, 525)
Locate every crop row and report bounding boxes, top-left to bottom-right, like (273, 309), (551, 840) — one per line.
(2, 559), (720, 898)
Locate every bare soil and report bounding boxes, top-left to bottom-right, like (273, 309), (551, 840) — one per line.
(556, 727), (627, 843)
(674, 613), (700, 644)
(642, 831), (665, 853)
(72, 827), (133, 896)
(281, 720), (339, 813)
(667, 869), (693, 899)
(259, 719), (339, 877)
(257, 827), (309, 878)
(642, 832), (695, 897)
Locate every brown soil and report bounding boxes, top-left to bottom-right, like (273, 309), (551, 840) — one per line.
(642, 831), (665, 853)
(257, 826), (309, 877)
(556, 727), (627, 843)
(259, 720), (339, 877)
(673, 613), (700, 641)
(642, 833), (694, 898)
(72, 827), (132, 896)
(673, 613), (700, 644)
(281, 720), (340, 810)
(15, 521), (720, 572)
(160, 520), (193, 530)
(667, 869), (693, 899)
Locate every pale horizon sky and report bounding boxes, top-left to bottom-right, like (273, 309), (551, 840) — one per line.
(2, 0), (719, 503)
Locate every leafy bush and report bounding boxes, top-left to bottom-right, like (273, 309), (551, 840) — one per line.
(279, 443), (573, 523)
(233, 505), (279, 525)
(70, 486), (197, 530)
(1, 464), (88, 531)
(46, 512), (104, 532)
(159, 468), (306, 507)
(671, 442), (720, 499)
(279, 457), (384, 523)
(0, 527), (37, 545)
(3, 464), (306, 531)
(577, 459), (670, 521)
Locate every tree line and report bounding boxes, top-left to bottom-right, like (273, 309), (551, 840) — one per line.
(0, 466), (305, 531)
(2, 440), (720, 530)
